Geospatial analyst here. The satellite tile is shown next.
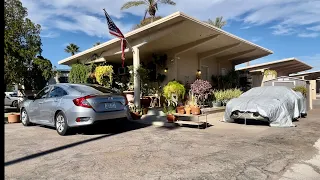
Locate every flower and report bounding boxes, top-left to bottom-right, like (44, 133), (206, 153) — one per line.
(191, 79), (212, 101)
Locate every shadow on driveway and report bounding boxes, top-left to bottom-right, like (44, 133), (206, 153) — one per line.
(5, 120), (150, 167)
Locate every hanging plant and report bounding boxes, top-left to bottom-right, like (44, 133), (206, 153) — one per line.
(95, 65), (114, 88)
(264, 69), (277, 77)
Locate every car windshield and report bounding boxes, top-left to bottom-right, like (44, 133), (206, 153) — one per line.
(70, 85), (118, 95)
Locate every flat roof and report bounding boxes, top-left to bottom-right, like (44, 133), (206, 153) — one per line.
(290, 70), (320, 80)
(236, 57), (312, 74)
(58, 11), (273, 66)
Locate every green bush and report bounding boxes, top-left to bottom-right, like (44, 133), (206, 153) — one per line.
(213, 88), (242, 102)
(69, 64), (89, 83)
(292, 86), (307, 96)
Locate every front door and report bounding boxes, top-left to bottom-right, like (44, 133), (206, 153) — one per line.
(41, 86), (68, 125)
(28, 86), (51, 123)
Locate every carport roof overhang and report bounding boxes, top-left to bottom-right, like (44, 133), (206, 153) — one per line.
(290, 70), (320, 80)
(236, 58), (312, 74)
(58, 11), (273, 66)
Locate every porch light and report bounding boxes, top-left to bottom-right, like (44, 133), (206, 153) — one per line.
(197, 69), (201, 74)
(164, 68), (168, 73)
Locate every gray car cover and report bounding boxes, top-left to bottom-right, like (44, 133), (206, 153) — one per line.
(224, 86), (307, 127)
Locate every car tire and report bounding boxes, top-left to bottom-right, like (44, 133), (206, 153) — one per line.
(12, 100), (18, 108)
(21, 108), (32, 126)
(55, 111), (69, 136)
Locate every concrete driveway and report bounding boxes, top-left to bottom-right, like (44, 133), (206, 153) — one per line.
(5, 108), (320, 180)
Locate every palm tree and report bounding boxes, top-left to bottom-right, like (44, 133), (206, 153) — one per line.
(205, 16), (227, 29)
(64, 43), (80, 56)
(133, 16), (162, 30)
(93, 42), (101, 47)
(121, 0), (176, 22)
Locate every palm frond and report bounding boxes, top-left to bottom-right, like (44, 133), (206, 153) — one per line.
(121, 1), (147, 10)
(159, 0), (176, 5)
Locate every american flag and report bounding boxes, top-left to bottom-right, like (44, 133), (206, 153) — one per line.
(103, 9), (126, 67)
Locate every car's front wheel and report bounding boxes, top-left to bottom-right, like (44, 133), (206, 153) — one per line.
(21, 108), (32, 126)
(55, 111), (69, 136)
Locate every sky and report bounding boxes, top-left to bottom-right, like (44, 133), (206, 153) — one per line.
(21, 0), (320, 71)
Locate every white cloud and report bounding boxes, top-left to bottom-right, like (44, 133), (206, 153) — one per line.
(307, 25), (320, 31)
(298, 33), (319, 38)
(271, 24), (295, 36)
(20, 0), (320, 38)
(41, 32), (59, 38)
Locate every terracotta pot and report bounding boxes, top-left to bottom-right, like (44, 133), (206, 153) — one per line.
(176, 106), (185, 114)
(185, 107), (191, 115)
(123, 91), (134, 103)
(191, 106), (201, 115)
(143, 108), (148, 115)
(130, 112), (141, 120)
(167, 114), (177, 123)
(8, 114), (21, 123)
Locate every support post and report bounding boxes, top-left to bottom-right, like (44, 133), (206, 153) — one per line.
(133, 47), (141, 108)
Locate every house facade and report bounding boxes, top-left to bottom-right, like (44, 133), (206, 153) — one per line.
(58, 12), (273, 107)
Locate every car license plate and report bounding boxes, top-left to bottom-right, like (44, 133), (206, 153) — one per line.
(105, 102), (116, 109)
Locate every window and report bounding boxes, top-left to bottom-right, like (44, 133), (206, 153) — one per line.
(35, 87), (51, 99)
(10, 93), (18, 97)
(70, 85), (118, 94)
(48, 87), (68, 98)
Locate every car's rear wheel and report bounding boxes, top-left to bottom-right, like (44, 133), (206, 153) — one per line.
(21, 108), (32, 126)
(55, 111), (69, 136)
(12, 100), (18, 108)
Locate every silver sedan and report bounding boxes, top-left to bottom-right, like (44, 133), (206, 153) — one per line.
(20, 83), (130, 135)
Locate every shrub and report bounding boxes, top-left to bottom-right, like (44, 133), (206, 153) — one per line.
(292, 86), (307, 96)
(213, 88), (242, 102)
(69, 64), (89, 83)
(163, 81), (185, 101)
(95, 65), (114, 88)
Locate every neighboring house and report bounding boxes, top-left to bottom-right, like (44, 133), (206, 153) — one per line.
(48, 69), (70, 85)
(58, 11), (273, 107)
(236, 58), (312, 88)
(290, 70), (320, 96)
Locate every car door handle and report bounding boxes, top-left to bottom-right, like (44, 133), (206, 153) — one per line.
(39, 102), (44, 104)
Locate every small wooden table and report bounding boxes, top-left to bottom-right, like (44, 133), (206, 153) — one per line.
(173, 113), (208, 129)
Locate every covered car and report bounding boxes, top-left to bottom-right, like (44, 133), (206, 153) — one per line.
(224, 86), (307, 127)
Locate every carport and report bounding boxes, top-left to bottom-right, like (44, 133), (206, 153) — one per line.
(58, 11), (273, 107)
(237, 58), (312, 87)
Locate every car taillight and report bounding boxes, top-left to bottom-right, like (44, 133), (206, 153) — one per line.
(121, 93), (128, 105)
(73, 95), (96, 108)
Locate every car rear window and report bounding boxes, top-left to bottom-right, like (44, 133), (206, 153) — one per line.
(70, 85), (117, 94)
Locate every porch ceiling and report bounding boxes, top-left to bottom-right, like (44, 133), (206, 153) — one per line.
(236, 58), (312, 74)
(58, 11), (273, 66)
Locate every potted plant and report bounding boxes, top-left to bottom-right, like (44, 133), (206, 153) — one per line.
(163, 81), (186, 114)
(190, 79), (212, 115)
(184, 105), (191, 115)
(129, 105), (142, 120)
(212, 90), (223, 107)
(163, 101), (177, 122)
(8, 113), (21, 123)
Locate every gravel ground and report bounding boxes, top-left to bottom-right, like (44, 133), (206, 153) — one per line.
(5, 108), (320, 180)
